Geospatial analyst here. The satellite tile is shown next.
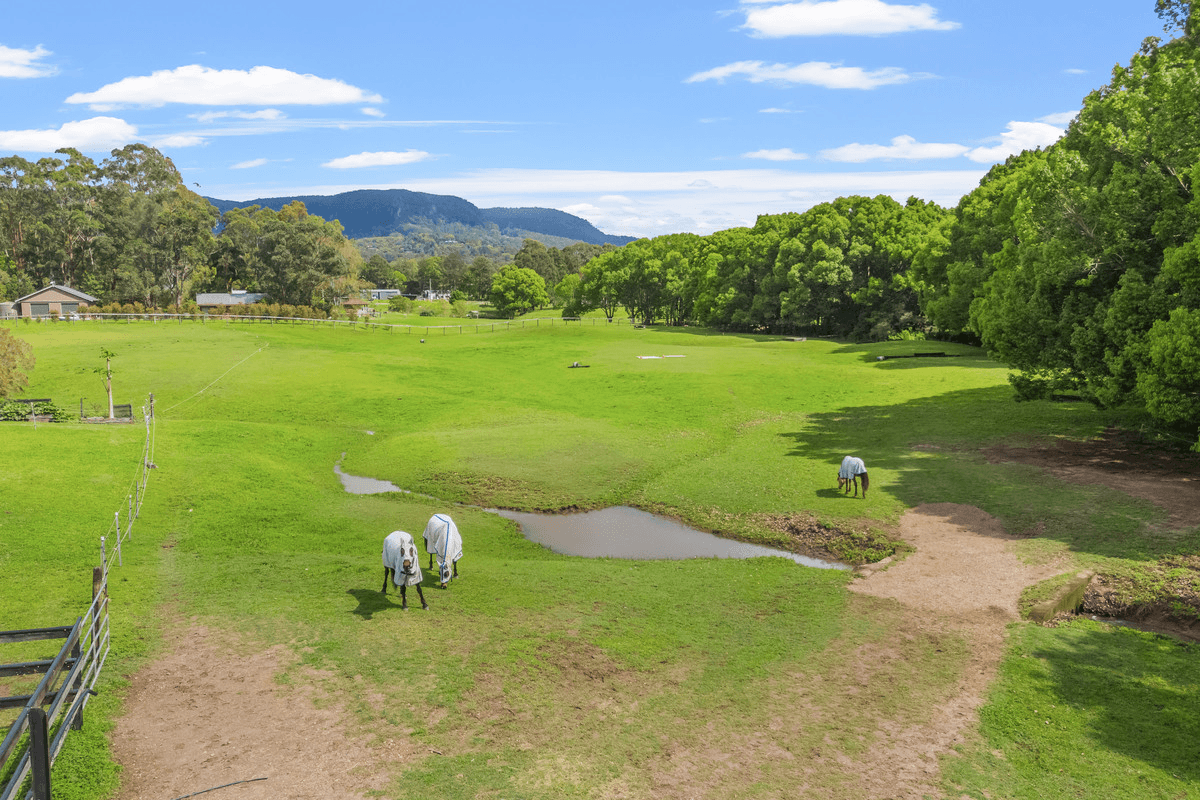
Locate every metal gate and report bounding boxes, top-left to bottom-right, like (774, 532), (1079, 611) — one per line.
(0, 569), (110, 800)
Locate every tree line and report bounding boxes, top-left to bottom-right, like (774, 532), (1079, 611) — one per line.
(0, 144), (362, 311)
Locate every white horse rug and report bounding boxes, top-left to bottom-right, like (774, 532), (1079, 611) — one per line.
(382, 530), (423, 586)
(423, 513), (463, 584)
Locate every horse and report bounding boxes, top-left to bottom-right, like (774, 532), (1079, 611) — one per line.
(422, 513), (463, 589)
(381, 530), (428, 609)
(837, 456), (869, 498)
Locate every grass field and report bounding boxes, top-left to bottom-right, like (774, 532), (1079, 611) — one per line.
(2, 316), (1197, 799)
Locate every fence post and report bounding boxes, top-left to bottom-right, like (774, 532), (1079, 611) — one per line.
(114, 512), (122, 566)
(70, 630), (84, 730)
(100, 535), (106, 566)
(29, 707), (51, 800)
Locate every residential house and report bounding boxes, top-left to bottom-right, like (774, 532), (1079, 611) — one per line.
(13, 285), (99, 317)
(195, 290), (268, 311)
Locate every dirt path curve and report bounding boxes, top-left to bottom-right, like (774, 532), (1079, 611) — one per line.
(847, 503), (1067, 799)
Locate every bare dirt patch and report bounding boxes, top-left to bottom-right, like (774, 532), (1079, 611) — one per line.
(984, 428), (1200, 529)
(845, 503), (1068, 799)
(110, 621), (413, 800)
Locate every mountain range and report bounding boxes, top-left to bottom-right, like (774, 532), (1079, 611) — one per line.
(204, 188), (637, 246)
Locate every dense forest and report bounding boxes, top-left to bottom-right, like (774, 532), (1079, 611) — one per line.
(1, 2), (1197, 446)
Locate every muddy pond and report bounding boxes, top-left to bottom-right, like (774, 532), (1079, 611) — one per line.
(335, 461), (846, 570)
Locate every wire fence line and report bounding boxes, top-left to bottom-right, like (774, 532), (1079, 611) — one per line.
(1, 395), (154, 799)
(99, 396), (156, 572)
(161, 343), (270, 416)
(8, 312), (638, 335)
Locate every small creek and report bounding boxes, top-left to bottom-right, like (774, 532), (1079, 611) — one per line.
(335, 460), (846, 570)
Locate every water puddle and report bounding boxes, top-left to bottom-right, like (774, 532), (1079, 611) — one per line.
(334, 460), (845, 569)
(492, 506), (846, 569)
(334, 462), (408, 495)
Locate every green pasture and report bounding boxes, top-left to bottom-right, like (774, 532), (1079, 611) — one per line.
(2, 317), (1196, 799)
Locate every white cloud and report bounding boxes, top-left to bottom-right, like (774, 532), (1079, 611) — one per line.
(743, 148), (809, 161)
(191, 109), (286, 123)
(821, 134), (968, 162)
(361, 107), (386, 118)
(321, 150), (432, 169)
(965, 120), (1065, 163)
(207, 167), (987, 238)
(66, 65), (384, 110)
(232, 158), (268, 169)
(0, 44), (55, 78)
(759, 107), (801, 113)
(741, 0), (960, 37)
(0, 116), (138, 152)
(1038, 111), (1076, 125)
(151, 133), (207, 148)
(687, 60), (915, 89)
(1064, 68), (1087, 75)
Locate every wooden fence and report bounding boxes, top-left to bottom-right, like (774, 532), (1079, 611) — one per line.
(0, 571), (110, 800)
(4, 311), (637, 335)
(0, 396), (152, 798)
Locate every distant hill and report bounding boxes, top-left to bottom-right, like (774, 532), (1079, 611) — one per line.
(204, 188), (636, 246)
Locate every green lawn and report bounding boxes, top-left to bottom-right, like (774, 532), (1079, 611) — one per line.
(2, 317), (1196, 799)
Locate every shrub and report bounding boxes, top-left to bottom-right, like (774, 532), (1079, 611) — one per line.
(1009, 369), (1083, 402)
(0, 399), (71, 422)
(888, 329), (927, 342)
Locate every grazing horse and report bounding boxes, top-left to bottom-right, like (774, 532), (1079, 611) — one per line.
(837, 456), (869, 498)
(422, 513), (463, 589)
(381, 530), (428, 609)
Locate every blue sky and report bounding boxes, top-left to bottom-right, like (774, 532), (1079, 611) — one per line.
(1, 0), (1166, 238)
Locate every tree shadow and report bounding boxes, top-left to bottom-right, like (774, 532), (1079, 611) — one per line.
(1019, 623), (1200, 782)
(828, 340), (1010, 370)
(778, 386), (1190, 560)
(347, 587), (404, 620)
(639, 326), (783, 342)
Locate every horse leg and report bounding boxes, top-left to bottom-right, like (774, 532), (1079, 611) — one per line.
(853, 476), (859, 497)
(452, 560), (458, 578)
(415, 583), (428, 610)
(381, 567), (391, 594)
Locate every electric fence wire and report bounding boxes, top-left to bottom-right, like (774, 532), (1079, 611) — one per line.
(100, 396), (156, 571)
(161, 341), (269, 415)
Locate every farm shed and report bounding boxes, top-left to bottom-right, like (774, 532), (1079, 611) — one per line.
(13, 285), (98, 318)
(195, 291), (268, 311)
(341, 297), (370, 316)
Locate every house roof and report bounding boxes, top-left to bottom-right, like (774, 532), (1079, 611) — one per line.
(196, 292), (268, 306)
(14, 284), (100, 304)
